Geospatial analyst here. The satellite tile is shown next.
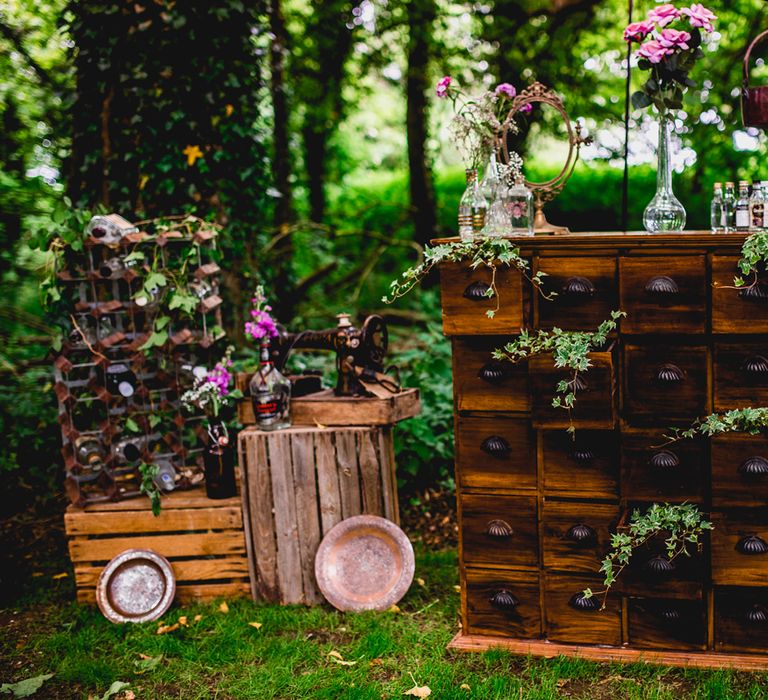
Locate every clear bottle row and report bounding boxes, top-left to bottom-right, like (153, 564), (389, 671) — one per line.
(711, 180), (767, 233)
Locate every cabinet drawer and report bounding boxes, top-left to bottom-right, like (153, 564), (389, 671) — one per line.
(440, 262), (524, 336)
(620, 432), (705, 502)
(712, 255), (768, 334)
(711, 511), (768, 586)
(619, 256), (706, 334)
(465, 568), (541, 638)
(544, 574), (621, 646)
(452, 337), (528, 413)
(530, 350), (616, 429)
(456, 416), (536, 492)
(628, 597), (706, 651)
(542, 501), (618, 574)
(536, 256), (617, 331)
(624, 345), (709, 424)
(712, 435), (768, 507)
(714, 342), (768, 411)
(715, 587), (768, 653)
(460, 493), (538, 569)
(542, 430), (618, 499)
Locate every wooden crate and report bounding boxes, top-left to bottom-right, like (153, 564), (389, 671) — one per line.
(238, 425), (399, 605)
(65, 489), (250, 604)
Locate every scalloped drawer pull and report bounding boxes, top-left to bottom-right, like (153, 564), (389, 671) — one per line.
(656, 363), (684, 382)
(739, 284), (768, 301)
(739, 456), (768, 476)
(742, 355), (768, 375)
(486, 519), (514, 538)
(566, 523), (596, 543)
(478, 362), (507, 385)
(569, 592), (600, 611)
(655, 607), (682, 622)
(569, 447), (595, 464)
(463, 281), (494, 301)
(562, 276), (596, 298)
(481, 435), (511, 458)
(747, 604), (768, 624)
(645, 275), (679, 295)
(489, 589), (519, 611)
(566, 375), (589, 392)
(649, 450), (680, 469)
(644, 555), (675, 575)
(737, 535), (768, 555)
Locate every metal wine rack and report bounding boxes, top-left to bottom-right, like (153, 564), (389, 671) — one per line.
(52, 221), (224, 507)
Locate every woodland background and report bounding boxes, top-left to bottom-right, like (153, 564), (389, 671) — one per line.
(1, 0), (768, 545)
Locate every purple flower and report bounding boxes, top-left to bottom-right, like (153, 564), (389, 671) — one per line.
(436, 76), (452, 98)
(637, 39), (671, 64)
(681, 3), (716, 32)
(658, 27), (691, 50)
(519, 103), (533, 114)
(624, 20), (655, 43)
(648, 3), (681, 27)
(204, 361), (232, 397)
(245, 309), (278, 340)
(495, 82), (517, 99)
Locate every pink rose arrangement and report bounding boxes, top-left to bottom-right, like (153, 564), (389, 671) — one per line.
(625, 3), (716, 114)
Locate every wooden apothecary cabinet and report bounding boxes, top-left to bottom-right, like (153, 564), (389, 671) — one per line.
(442, 231), (768, 670)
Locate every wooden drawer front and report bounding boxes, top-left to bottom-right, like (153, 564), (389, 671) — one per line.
(712, 435), (768, 507)
(465, 569), (541, 638)
(712, 255), (768, 334)
(544, 574), (621, 646)
(619, 536), (705, 595)
(621, 433), (705, 502)
(714, 343), (768, 411)
(542, 430), (618, 499)
(440, 263), (524, 336)
(711, 511), (768, 586)
(628, 597), (706, 650)
(536, 257), (617, 331)
(624, 345), (708, 424)
(456, 417), (536, 492)
(460, 493), (538, 569)
(715, 587), (768, 653)
(619, 256), (706, 334)
(542, 501), (618, 574)
(452, 338), (528, 413)
(530, 350), (616, 429)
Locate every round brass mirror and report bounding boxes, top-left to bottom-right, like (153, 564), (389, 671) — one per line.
(500, 82), (592, 234)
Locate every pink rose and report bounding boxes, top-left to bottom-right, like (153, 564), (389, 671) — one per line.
(637, 39), (671, 64)
(658, 27), (691, 50)
(495, 82), (517, 99)
(435, 76), (452, 98)
(648, 3), (681, 27)
(681, 3), (716, 32)
(624, 20), (655, 43)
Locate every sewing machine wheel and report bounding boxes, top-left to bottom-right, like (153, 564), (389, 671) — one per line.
(362, 315), (388, 370)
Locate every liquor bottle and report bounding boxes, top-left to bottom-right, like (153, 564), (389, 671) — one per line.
(75, 435), (106, 474)
(710, 183), (723, 233)
(105, 363), (137, 398)
(735, 181), (752, 232)
(458, 169), (487, 240)
(249, 339), (291, 431)
(508, 176), (535, 235)
(723, 182), (736, 232)
(750, 182), (765, 231)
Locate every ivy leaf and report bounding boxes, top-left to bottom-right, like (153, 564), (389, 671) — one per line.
(149, 414), (162, 429)
(0, 674), (54, 698)
(155, 315), (170, 331)
(140, 330), (168, 351)
(125, 417), (141, 433)
(123, 251), (145, 263)
(168, 291), (198, 314)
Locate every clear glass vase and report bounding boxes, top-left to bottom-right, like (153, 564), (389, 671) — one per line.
(643, 114), (686, 233)
(458, 169), (486, 240)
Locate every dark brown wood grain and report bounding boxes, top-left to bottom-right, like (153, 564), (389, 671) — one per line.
(464, 568), (541, 638)
(711, 510), (768, 586)
(711, 255), (768, 334)
(711, 435), (768, 507)
(456, 416), (537, 492)
(714, 587), (768, 653)
(541, 430), (619, 499)
(460, 493), (538, 569)
(619, 255), (707, 333)
(627, 596), (707, 650)
(713, 342), (768, 411)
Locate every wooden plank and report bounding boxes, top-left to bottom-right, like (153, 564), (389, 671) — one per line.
(68, 531), (246, 563)
(68, 489), (240, 512)
(65, 506), (242, 536)
(378, 427), (399, 523)
(291, 431), (323, 604)
(238, 432), (258, 601)
(358, 429), (383, 515)
(250, 432), (278, 602)
(314, 431), (342, 533)
(447, 633), (768, 671)
(336, 430), (362, 519)
(268, 432), (304, 605)
(75, 557), (250, 587)
(77, 581), (251, 605)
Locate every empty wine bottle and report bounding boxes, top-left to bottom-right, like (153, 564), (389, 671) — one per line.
(249, 338), (291, 431)
(105, 363), (138, 398)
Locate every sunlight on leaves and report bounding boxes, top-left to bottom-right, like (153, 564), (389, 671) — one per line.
(328, 650), (357, 666)
(248, 622), (263, 629)
(218, 601), (229, 614)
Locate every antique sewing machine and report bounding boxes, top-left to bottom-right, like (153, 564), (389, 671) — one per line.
(272, 313), (393, 397)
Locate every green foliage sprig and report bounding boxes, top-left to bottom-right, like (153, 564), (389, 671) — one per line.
(138, 462), (162, 517)
(584, 503), (713, 609)
(732, 230), (768, 291)
(492, 310), (624, 433)
(667, 407), (768, 442)
(382, 238), (550, 319)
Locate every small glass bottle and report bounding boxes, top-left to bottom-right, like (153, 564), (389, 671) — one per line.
(750, 182), (765, 232)
(480, 177), (510, 238)
(250, 339), (291, 431)
(723, 182), (737, 232)
(75, 435), (106, 474)
(507, 176), (535, 235)
(458, 169), (486, 240)
(710, 183), (723, 234)
(735, 180), (752, 232)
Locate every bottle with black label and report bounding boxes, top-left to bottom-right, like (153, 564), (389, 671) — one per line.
(735, 180), (752, 232)
(249, 339), (291, 431)
(750, 181), (765, 231)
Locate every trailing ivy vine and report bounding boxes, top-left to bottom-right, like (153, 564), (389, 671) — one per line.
(138, 461), (162, 517)
(733, 230), (768, 290)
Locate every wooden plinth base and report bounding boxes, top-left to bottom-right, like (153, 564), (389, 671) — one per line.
(448, 633), (768, 671)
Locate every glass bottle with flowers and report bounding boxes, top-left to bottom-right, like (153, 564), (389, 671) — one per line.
(624, 3), (717, 232)
(180, 346), (240, 499)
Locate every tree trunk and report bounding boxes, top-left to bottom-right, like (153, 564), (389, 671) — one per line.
(406, 0), (438, 249)
(304, 124), (328, 224)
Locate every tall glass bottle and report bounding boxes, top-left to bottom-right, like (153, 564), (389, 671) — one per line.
(735, 181), (751, 232)
(723, 182), (737, 232)
(750, 182), (765, 231)
(710, 183), (723, 234)
(458, 169), (486, 240)
(249, 339), (291, 431)
(642, 114), (686, 232)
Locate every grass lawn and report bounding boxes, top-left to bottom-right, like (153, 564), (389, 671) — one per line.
(3, 548), (768, 699)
